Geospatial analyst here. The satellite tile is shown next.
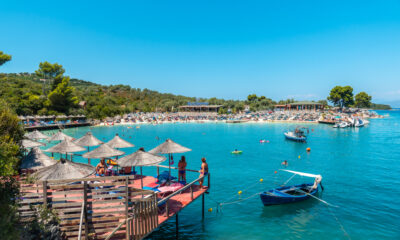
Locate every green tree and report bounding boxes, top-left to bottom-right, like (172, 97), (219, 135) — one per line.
(35, 62), (65, 90)
(0, 100), (24, 239)
(47, 76), (78, 113)
(327, 86), (354, 109)
(247, 94), (258, 102)
(354, 92), (372, 108)
(0, 51), (12, 66)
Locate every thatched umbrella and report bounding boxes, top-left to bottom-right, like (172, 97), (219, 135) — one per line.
(21, 147), (56, 170)
(44, 138), (86, 160)
(33, 159), (95, 181)
(105, 133), (134, 149)
(49, 130), (75, 142)
(149, 139), (191, 181)
(74, 132), (103, 164)
(118, 148), (166, 188)
(25, 130), (49, 140)
(82, 143), (125, 159)
(22, 139), (46, 148)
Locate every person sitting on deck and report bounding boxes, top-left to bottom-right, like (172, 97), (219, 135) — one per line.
(96, 158), (108, 176)
(178, 156), (187, 182)
(199, 157), (208, 189)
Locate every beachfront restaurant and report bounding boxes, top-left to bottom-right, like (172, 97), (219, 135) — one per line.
(274, 101), (324, 111)
(178, 102), (222, 114)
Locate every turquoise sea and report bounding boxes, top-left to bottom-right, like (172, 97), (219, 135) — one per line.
(43, 110), (400, 239)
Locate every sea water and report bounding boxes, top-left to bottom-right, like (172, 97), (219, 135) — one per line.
(42, 110), (400, 239)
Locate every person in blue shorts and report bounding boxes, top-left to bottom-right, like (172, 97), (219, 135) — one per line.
(178, 156), (187, 182)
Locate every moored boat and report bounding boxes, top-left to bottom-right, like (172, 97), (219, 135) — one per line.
(284, 127), (308, 142)
(260, 169), (323, 206)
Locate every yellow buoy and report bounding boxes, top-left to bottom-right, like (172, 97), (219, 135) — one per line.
(238, 190), (242, 195)
(208, 208), (213, 212)
(298, 155), (301, 159)
(260, 178), (263, 182)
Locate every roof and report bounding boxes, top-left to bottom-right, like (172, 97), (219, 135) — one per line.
(288, 101), (323, 106)
(178, 105), (222, 108)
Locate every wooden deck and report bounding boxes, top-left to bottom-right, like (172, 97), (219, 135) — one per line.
(18, 173), (210, 240)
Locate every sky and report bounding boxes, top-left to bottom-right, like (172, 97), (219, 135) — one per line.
(1, 1), (400, 105)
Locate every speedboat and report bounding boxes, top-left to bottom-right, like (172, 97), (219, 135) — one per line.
(339, 122), (348, 128)
(260, 170), (323, 206)
(284, 127), (308, 142)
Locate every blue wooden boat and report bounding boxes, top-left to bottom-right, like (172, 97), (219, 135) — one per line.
(260, 169), (323, 206)
(260, 183), (318, 206)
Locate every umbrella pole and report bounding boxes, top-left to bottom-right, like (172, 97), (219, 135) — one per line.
(168, 153), (171, 184)
(87, 146), (90, 165)
(141, 166), (143, 190)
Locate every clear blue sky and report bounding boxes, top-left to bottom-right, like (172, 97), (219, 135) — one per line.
(1, 1), (400, 105)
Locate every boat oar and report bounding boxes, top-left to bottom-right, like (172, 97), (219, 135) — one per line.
(295, 188), (338, 208)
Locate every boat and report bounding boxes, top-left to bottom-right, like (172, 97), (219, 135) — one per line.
(284, 127), (308, 142)
(260, 170), (323, 206)
(333, 121), (349, 128)
(354, 118), (365, 127)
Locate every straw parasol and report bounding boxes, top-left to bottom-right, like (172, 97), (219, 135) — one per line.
(82, 143), (125, 159)
(33, 159), (95, 181)
(22, 139), (46, 148)
(105, 133), (134, 149)
(118, 148), (166, 188)
(74, 131), (103, 164)
(75, 132), (103, 147)
(149, 139), (191, 181)
(49, 130), (75, 142)
(44, 138), (86, 160)
(25, 130), (49, 140)
(20, 147), (56, 170)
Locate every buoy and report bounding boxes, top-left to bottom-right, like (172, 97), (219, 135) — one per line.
(274, 171), (277, 174)
(260, 178), (263, 182)
(306, 147), (311, 152)
(238, 190), (242, 195)
(298, 155), (301, 159)
(208, 208), (213, 212)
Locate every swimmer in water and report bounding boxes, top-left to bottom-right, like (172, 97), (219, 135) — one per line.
(281, 160), (288, 167)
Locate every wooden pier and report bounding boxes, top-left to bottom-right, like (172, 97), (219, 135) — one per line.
(18, 171), (210, 240)
(24, 122), (92, 131)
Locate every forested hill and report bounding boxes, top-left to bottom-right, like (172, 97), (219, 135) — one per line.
(0, 73), (267, 119)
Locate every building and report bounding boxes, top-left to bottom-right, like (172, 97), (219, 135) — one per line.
(178, 102), (222, 115)
(274, 101), (324, 111)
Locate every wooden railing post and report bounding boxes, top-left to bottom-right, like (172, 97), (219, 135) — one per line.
(83, 181), (88, 240)
(208, 173), (210, 189)
(42, 180), (47, 207)
(125, 176), (130, 240)
(190, 185), (193, 200)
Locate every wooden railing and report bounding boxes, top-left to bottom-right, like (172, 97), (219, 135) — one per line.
(18, 176), (155, 240)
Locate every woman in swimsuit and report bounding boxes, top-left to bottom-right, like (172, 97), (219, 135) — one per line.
(96, 158), (108, 176)
(178, 156), (187, 182)
(199, 157), (208, 189)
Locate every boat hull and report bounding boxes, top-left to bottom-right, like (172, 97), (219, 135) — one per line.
(284, 132), (307, 142)
(260, 183), (317, 206)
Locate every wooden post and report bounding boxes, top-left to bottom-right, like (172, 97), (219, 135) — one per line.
(202, 194), (205, 220)
(207, 173), (210, 189)
(87, 147), (91, 165)
(42, 180), (47, 207)
(165, 199), (169, 217)
(125, 176), (129, 240)
(157, 166), (159, 177)
(176, 214), (179, 240)
(190, 185), (193, 200)
(83, 181), (88, 240)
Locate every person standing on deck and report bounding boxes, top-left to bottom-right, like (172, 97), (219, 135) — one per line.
(199, 157), (208, 189)
(178, 156), (187, 182)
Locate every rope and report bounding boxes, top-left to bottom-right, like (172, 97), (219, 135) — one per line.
(219, 192), (262, 206)
(327, 205), (352, 240)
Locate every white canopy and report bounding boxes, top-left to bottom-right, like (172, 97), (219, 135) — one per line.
(280, 169), (322, 179)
